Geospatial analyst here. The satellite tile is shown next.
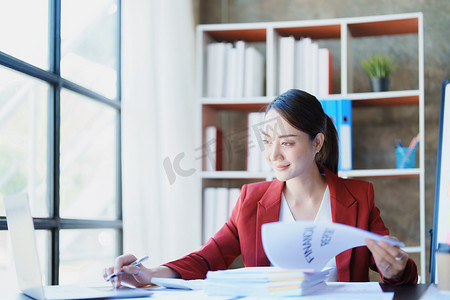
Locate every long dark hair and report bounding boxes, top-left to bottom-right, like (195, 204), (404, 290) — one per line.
(265, 89), (339, 174)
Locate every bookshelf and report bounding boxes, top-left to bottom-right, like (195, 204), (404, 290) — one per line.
(196, 12), (425, 281)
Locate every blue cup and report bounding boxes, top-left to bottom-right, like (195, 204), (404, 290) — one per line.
(395, 147), (416, 168)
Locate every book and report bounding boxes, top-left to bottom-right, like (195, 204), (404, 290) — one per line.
(309, 42), (319, 96)
(318, 48), (332, 97)
(257, 111), (272, 173)
(206, 42), (231, 97)
(215, 187), (229, 231)
(294, 38), (306, 91)
(202, 187), (217, 242)
(278, 36), (295, 94)
(300, 37), (313, 93)
(235, 40), (246, 97)
(247, 112), (263, 171)
(228, 188), (240, 218)
(224, 45), (237, 97)
(206, 43), (216, 97)
(244, 46), (265, 97)
(246, 111), (271, 172)
(204, 126), (223, 171)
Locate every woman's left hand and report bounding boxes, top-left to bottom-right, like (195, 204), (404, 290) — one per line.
(365, 236), (408, 280)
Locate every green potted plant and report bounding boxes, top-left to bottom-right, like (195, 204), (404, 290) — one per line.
(360, 53), (398, 92)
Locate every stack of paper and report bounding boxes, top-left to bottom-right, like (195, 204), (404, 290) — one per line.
(204, 266), (330, 297)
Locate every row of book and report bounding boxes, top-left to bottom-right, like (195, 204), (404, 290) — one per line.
(205, 37), (332, 98)
(279, 36), (332, 97)
(204, 118), (273, 173)
(206, 41), (265, 98)
(203, 187), (240, 242)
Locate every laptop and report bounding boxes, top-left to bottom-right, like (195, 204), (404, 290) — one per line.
(3, 193), (153, 300)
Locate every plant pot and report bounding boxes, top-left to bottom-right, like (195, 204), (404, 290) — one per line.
(370, 77), (390, 92)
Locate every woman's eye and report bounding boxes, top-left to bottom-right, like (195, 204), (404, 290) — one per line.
(282, 141), (293, 146)
(262, 139), (271, 144)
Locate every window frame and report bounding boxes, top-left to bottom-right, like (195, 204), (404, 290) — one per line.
(0, 0), (123, 285)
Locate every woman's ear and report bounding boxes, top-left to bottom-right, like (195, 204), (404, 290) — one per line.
(314, 133), (325, 153)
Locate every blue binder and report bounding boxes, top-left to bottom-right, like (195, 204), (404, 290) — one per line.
(322, 99), (337, 129)
(319, 100), (325, 112)
(319, 99), (352, 171)
(337, 99), (352, 171)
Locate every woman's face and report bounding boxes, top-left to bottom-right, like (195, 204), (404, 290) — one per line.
(261, 109), (323, 182)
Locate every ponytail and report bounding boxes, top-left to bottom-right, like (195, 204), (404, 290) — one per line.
(316, 115), (339, 175)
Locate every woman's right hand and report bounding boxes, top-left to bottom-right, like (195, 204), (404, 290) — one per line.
(103, 253), (153, 288)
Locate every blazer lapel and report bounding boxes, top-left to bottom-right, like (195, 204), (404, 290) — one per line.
(324, 167), (358, 282)
(255, 179), (284, 266)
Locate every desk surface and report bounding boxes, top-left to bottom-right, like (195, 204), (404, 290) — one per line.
(2, 284), (431, 300)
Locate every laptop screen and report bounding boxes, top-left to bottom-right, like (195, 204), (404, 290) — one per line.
(4, 193), (46, 299)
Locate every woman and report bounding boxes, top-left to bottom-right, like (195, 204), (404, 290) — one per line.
(104, 89), (418, 287)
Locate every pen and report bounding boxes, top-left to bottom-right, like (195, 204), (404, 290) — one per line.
(106, 256), (149, 281)
(399, 133), (419, 168)
(407, 133), (420, 151)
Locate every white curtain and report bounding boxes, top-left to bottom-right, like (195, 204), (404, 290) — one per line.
(121, 0), (200, 266)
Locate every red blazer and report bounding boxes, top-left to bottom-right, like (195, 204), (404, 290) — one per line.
(164, 166), (417, 285)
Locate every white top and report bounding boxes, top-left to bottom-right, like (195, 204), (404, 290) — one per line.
(278, 185), (339, 282)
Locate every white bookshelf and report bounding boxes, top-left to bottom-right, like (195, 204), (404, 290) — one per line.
(196, 12), (425, 281)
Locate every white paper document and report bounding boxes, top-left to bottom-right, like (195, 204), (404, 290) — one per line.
(150, 278), (204, 290)
(262, 221), (404, 270)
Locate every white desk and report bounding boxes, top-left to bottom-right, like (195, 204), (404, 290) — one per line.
(1, 282), (397, 300)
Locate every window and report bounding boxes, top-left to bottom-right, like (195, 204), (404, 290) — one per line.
(0, 0), (122, 290)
